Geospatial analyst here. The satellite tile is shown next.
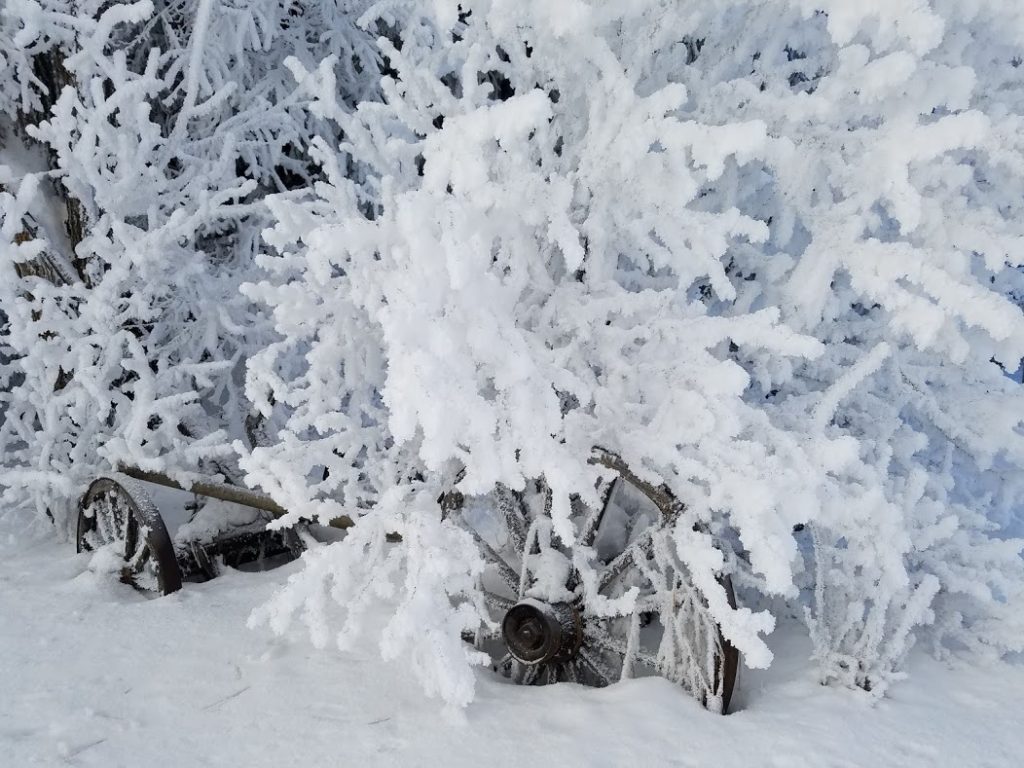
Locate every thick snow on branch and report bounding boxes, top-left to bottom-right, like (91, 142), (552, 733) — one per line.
(0, 1), (379, 527)
(2, 0), (1023, 708)
(240, 1), (1024, 703)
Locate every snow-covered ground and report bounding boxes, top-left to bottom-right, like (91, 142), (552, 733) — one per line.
(2, 517), (1021, 768)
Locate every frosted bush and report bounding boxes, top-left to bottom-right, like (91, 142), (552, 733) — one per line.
(0, 1), (378, 529)
(1, 0), (1021, 709)
(241, 1), (1024, 704)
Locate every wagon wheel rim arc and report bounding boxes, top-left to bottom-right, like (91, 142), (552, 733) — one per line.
(77, 476), (183, 596)
(463, 468), (739, 713)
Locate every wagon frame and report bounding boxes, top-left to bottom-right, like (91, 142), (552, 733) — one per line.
(77, 452), (741, 713)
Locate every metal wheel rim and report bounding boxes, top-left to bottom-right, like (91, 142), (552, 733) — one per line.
(77, 476), (183, 596)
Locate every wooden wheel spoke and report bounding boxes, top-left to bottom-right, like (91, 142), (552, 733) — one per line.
(598, 530), (653, 593)
(670, 612), (714, 695)
(576, 649), (614, 687)
(483, 591), (514, 614)
(459, 514), (520, 592)
(113, 497), (129, 543)
(106, 498), (121, 539)
(94, 499), (114, 544)
(81, 527), (100, 551)
(584, 625), (626, 656)
(495, 484), (527, 554)
(128, 541), (152, 571)
(579, 477), (618, 548)
(520, 663), (540, 686)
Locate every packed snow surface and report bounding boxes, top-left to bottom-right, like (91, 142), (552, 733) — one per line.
(1, 522), (1020, 768)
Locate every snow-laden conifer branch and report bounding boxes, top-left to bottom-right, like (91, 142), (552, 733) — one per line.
(241, 0), (1024, 704)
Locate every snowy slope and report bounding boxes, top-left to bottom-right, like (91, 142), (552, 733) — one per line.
(1, 520), (1021, 768)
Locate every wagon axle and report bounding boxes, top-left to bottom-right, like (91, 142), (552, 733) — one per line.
(502, 599), (582, 665)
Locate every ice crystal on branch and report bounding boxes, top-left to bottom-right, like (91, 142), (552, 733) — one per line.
(241, 2), (1024, 703)
(0, 1), (379, 527)
(1, 0), (1022, 708)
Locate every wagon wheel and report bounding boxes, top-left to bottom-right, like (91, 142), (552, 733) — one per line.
(77, 476), (183, 596)
(455, 458), (739, 713)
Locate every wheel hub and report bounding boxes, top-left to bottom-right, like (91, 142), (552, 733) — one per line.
(502, 598), (582, 665)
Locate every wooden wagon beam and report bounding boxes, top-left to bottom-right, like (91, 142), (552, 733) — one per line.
(116, 465), (356, 531)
